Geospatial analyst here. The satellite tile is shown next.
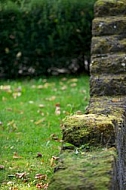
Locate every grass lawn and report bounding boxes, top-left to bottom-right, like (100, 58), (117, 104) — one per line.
(0, 74), (89, 189)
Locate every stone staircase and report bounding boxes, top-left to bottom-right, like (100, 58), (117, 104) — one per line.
(48, 0), (126, 189)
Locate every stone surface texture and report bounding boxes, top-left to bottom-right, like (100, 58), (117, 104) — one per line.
(48, 0), (126, 189)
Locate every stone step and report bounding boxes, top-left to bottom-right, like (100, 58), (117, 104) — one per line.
(90, 53), (126, 75)
(94, 0), (126, 17)
(92, 16), (126, 36)
(62, 114), (116, 147)
(91, 35), (126, 55)
(90, 74), (126, 96)
(48, 149), (116, 190)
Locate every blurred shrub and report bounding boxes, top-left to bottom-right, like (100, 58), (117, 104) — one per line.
(0, 0), (96, 78)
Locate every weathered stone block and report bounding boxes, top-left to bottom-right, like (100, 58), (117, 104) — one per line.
(48, 149), (116, 190)
(92, 16), (126, 36)
(90, 74), (126, 96)
(62, 114), (116, 147)
(90, 53), (126, 74)
(87, 96), (126, 118)
(91, 35), (126, 55)
(94, 0), (126, 17)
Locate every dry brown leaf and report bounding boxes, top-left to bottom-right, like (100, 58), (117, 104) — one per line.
(35, 174), (47, 180)
(36, 153), (43, 158)
(111, 98), (121, 102)
(0, 85), (11, 92)
(9, 187), (19, 190)
(37, 85), (44, 89)
(50, 156), (59, 167)
(16, 172), (27, 179)
(69, 78), (78, 82)
(12, 92), (21, 99)
(39, 104), (45, 108)
(36, 183), (48, 189)
(50, 134), (59, 141)
(14, 86), (22, 92)
(0, 165), (5, 170)
(13, 152), (23, 159)
(60, 86), (67, 90)
(55, 103), (61, 115)
(46, 96), (56, 101)
(76, 110), (83, 115)
(70, 83), (77, 87)
(61, 77), (67, 81)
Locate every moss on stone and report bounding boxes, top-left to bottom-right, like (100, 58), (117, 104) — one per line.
(48, 148), (116, 190)
(87, 96), (126, 119)
(92, 16), (126, 36)
(92, 36), (126, 54)
(90, 74), (126, 96)
(90, 53), (126, 75)
(62, 114), (116, 147)
(94, 0), (126, 17)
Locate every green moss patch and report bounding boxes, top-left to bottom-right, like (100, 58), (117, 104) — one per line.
(95, 0), (126, 17)
(49, 148), (116, 190)
(62, 114), (116, 147)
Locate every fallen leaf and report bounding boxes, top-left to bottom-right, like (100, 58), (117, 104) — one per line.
(36, 153), (43, 158)
(35, 119), (45, 125)
(16, 172), (27, 179)
(13, 152), (23, 159)
(50, 134), (59, 140)
(14, 86), (22, 92)
(36, 183), (48, 189)
(50, 156), (59, 167)
(46, 96), (56, 101)
(12, 92), (21, 99)
(0, 85), (11, 92)
(6, 108), (13, 111)
(60, 86), (67, 90)
(55, 103), (61, 115)
(39, 104), (45, 108)
(70, 83), (77, 87)
(16, 52), (22, 58)
(10, 187), (19, 190)
(76, 110), (83, 115)
(50, 157), (54, 167)
(111, 98), (121, 102)
(37, 85), (44, 89)
(68, 78), (78, 82)
(35, 174), (47, 180)
(29, 100), (34, 104)
(61, 77), (67, 81)
(0, 165), (5, 170)
(5, 47), (10, 53)
(7, 181), (14, 185)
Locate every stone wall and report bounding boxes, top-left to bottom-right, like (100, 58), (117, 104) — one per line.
(48, 0), (126, 189)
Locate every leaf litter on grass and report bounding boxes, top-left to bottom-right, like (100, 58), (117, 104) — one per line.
(0, 75), (89, 189)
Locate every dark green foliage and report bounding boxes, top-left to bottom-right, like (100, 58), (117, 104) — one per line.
(0, 0), (96, 78)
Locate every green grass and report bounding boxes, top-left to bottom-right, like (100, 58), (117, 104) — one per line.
(0, 74), (89, 189)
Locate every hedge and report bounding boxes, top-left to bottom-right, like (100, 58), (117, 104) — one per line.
(0, 0), (96, 78)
